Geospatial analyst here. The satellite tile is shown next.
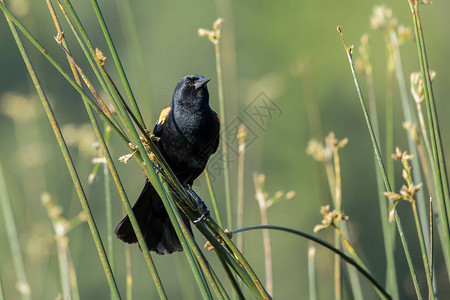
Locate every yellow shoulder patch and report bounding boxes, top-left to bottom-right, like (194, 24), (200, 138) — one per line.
(157, 107), (171, 125)
(216, 114), (220, 125)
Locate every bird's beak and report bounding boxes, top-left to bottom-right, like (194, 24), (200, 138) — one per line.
(195, 77), (211, 89)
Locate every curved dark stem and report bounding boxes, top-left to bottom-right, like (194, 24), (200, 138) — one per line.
(232, 225), (392, 300)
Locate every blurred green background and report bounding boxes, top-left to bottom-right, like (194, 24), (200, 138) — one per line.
(1, 0), (449, 299)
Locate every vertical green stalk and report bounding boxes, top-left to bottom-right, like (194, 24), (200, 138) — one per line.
(125, 244), (133, 300)
(308, 245), (317, 300)
(0, 274), (4, 300)
(236, 124), (247, 250)
(332, 146), (342, 300)
(104, 149), (114, 272)
(199, 19), (233, 229)
(253, 174), (273, 296)
(41, 194), (71, 300)
(399, 158), (434, 299)
(0, 159), (31, 300)
(359, 36), (399, 298)
(408, 1), (450, 260)
(337, 26), (422, 299)
(215, 34), (233, 230)
(67, 251), (80, 300)
(385, 58), (395, 189)
(205, 169), (224, 228)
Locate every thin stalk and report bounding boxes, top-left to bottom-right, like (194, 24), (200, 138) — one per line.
(89, 0), (146, 128)
(41, 194), (71, 300)
(401, 159), (434, 299)
(214, 32), (233, 230)
(0, 6), (121, 297)
(332, 146), (342, 300)
(0, 159), (31, 299)
(125, 244), (133, 300)
(104, 151), (114, 272)
(237, 124), (247, 251)
(429, 196), (434, 298)
(412, 201), (434, 299)
(215, 256), (244, 300)
(0, 275), (4, 300)
(359, 37), (399, 298)
(408, 1), (450, 260)
(308, 245), (317, 300)
(205, 169), (223, 228)
(233, 225), (391, 299)
(253, 174), (273, 296)
(385, 63), (395, 189)
(337, 27), (422, 299)
(67, 250), (80, 300)
(334, 234), (341, 300)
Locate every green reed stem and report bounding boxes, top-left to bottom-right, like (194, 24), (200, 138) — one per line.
(0, 159), (31, 300)
(0, 275), (4, 300)
(308, 245), (317, 300)
(205, 169), (224, 228)
(216, 255), (244, 300)
(104, 149), (114, 272)
(0, 4), (121, 297)
(89, 0), (146, 128)
(214, 37), (233, 230)
(125, 244), (132, 300)
(360, 41), (399, 298)
(337, 27), (422, 299)
(408, 1), (450, 262)
(412, 201), (434, 299)
(233, 225), (391, 299)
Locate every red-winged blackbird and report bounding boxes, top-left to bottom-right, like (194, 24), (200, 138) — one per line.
(115, 75), (220, 255)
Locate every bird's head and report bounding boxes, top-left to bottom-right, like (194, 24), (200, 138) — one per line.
(172, 75), (210, 107)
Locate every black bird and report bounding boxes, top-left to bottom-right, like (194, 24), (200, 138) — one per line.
(115, 75), (220, 255)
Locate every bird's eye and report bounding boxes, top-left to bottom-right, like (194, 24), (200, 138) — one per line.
(185, 78), (193, 85)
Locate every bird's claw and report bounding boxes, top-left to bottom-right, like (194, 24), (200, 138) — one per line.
(194, 210), (210, 223)
(187, 186), (210, 223)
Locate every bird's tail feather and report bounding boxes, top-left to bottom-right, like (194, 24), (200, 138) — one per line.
(114, 181), (191, 255)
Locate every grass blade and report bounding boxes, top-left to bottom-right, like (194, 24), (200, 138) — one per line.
(0, 159), (31, 299)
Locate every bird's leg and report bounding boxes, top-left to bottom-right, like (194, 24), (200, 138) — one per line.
(186, 186), (210, 223)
